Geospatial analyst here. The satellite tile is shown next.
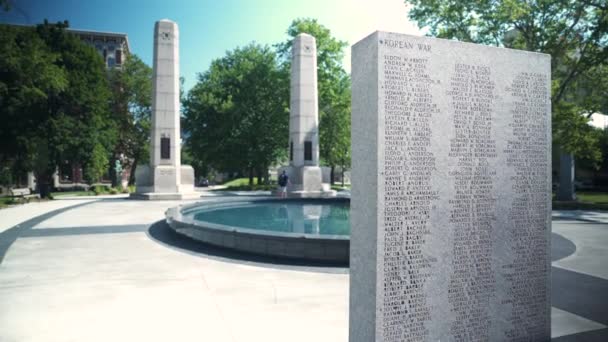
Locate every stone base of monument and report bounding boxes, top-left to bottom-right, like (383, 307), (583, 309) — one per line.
(285, 189), (337, 198)
(275, 166), (337, 198)
(130, 164), (200, 200)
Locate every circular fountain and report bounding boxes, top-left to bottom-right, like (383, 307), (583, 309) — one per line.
(165, 198), (349, 262)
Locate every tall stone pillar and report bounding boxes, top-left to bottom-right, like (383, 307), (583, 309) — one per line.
(150, 19), (181, 192)
(290, 33), (320, 169)
(285, 33), (335, 198)
(132, 19), (196, 200)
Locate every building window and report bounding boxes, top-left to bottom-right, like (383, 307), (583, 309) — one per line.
(289, 141), (293, 161)
(304, 141), (312, 161)
(115, 50), (122, 65)
(161, 137), (170, 159)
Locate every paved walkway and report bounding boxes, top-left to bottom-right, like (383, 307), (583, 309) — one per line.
(0, 195), (606, 341)
(553, 210), (608, 224)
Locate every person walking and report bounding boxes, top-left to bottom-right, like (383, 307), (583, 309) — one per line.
(278, 170), (289, 198)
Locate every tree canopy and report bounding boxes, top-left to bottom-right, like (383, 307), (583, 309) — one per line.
(0, 24), (67, 190)
(0, 22), (115, 196)
(107, 54), (152, 186)
(405, 0), (608, 165)
(183, 43), (289, 184)
(183, 19), (352, 185)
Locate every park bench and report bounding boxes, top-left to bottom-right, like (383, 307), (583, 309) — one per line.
(9, 188), (40, 200)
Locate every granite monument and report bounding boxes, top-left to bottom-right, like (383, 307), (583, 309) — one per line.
(132, 19), (196, 200)
(350, 31), (551, 341)
(282, 33), (335, 198)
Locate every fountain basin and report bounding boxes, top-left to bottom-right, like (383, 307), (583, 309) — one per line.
(166, 198), (350, 263)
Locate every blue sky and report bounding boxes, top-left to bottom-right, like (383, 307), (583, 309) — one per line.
(0, 0), (422, 92)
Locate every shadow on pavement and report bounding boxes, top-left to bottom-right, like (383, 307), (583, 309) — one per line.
(551, 232), (576, 262)
(552, 266), (608, 327)
(552, 328), (608, 342)
(147, 220), (348, 273)
(0, 201), (96, 264)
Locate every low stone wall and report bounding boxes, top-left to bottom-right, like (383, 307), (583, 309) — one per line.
(165, 198), (350, 263)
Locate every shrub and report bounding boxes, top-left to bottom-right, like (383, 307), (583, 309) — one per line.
(92, 185), (109, 195)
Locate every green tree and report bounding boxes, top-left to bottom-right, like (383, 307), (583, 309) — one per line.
(37, 21), (116, 195)
(84, 143), (109, 184)
(404, 0), (608, 195)
(277, 18), (352, 182)
(0, 24), (67, 192)
(405, 0), (607, 150)
(183, 43), (289, 185)
(319, 73), (351, 184)
(0, 22), (116, 197)
(576, 125), (608, 183)
(107, 54), (152, 186)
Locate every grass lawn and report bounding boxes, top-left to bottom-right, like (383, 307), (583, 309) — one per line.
(51, 191), (96, 197)
(576, 192), (608, 204)
(0, 197), (17, 209)
(554, 191), (608, 210)
(221, 178), (262, 187)
(214, 177), (277, 191)
(0, 196), (48, 209)
(214, 177), (275, 191)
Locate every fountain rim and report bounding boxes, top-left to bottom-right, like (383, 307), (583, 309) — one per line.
(165, 197), (351, 263)
(167, 197), (350, 241)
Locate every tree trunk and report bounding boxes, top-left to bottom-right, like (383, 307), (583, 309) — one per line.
(36, 171), (53, 199)
(263, 167), (269, 185)
(32, 142), (53, 198)
(248, 167), (254, 186)
(341, 155), (347, 187)
(109, 155), (118, 188)
(128, 158), (138, 186)
(330, 166), (335, 185)
(256, 168), (263, 186)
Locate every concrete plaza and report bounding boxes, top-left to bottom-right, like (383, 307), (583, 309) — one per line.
(0, 193), (606, 341)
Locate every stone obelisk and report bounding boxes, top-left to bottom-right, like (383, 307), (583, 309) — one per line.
(132, 19), (196, 200)
(284, 33), (335, 198)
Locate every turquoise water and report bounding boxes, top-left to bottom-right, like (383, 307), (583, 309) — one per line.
(189, 202), (350, 236)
